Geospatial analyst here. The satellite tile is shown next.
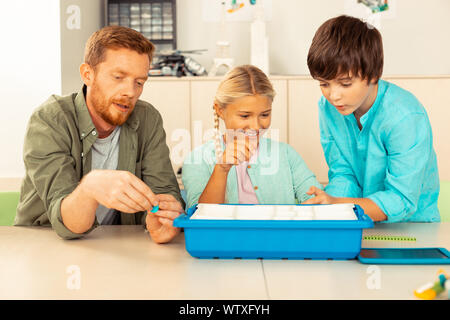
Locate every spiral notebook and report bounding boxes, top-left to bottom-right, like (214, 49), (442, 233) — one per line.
(362, 231), (418, 248)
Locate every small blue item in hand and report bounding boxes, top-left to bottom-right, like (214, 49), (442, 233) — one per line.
(150, 205), (159, 213)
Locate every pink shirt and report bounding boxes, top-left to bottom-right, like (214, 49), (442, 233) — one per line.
(235, 149), (259, 204)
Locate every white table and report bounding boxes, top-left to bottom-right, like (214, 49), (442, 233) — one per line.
(0, 223), (449, 300)
(0, 226), (267, 300)
(263, 223), (450, 300)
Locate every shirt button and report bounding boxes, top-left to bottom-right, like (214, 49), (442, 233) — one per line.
(81, 152), (84, 158)
(254, 186), (258, 190)
(81, 133), (85, 137)
(92, 131), (97, 136)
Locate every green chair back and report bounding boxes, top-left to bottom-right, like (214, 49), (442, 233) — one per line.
(438, 181), (450, 222)
(0, 192), (20, 226)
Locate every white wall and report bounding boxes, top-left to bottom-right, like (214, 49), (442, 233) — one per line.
(1, 0), (450, 181)
(177, 0), (450, 75)
(0, 1), (61, 178)
(60, 0), (105, 94)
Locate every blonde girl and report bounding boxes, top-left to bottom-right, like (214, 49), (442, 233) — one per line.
(182, 65), (322, 209)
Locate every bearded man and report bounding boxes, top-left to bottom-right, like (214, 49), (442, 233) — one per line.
(15, 26), (184, 242)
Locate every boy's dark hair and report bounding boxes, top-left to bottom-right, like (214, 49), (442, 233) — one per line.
(307, 15), (383, 84)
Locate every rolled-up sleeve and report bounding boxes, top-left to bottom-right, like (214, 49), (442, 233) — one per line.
(367, 113), (433, 222)
(22, 110), (98, 239)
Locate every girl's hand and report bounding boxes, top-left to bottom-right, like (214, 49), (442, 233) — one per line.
(301, 186), (336, 204)
(217, 130), (258, 172)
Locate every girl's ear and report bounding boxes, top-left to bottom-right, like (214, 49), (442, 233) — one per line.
(214, 103), (224, 120)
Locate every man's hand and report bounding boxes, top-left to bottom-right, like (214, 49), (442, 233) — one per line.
(81, 169), (159, 212)
(61, 169), (159, 234)
(301, 186), (336, 204)
(146, 194), (184, 244)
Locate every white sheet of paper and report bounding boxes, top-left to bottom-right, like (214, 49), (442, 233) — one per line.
(190, 204), (357, 220)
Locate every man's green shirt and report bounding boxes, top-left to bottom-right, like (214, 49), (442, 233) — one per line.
(15, 86), (184, 239)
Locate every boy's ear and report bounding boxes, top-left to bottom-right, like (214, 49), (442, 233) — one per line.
(80, 63), (94, 86)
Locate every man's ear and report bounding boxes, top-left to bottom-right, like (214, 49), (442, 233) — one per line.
(80, 63), (94, 86)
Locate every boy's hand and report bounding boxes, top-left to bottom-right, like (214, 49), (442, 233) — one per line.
(301, 186), (336, 204)
(146, 194), (184, 244)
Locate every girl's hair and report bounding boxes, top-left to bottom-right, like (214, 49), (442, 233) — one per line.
(213, 65), (276, 160)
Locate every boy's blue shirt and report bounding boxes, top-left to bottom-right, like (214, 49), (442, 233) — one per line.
(319, 79), (440, 222)
(182, 137), (323, 209)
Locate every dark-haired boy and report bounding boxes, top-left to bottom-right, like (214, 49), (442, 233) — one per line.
(303, 15), (439, 222)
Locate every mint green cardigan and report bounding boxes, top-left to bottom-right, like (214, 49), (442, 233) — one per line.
(181, 138), (323, 209)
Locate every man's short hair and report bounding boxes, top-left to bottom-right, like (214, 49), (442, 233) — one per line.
(84, 25), (155, 68)
(307, 15), (383, 83)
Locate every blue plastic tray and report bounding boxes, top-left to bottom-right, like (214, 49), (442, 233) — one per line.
(173, 204), (374, 260)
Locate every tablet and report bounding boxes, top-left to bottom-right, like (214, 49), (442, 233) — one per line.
(358, 247), (450, 264)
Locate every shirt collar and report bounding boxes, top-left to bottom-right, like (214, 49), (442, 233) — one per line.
(359, 79), (387, 126)
(74, 85), (96, 140)
(345, 79), (388, 127)
(74, 85), (140, 140)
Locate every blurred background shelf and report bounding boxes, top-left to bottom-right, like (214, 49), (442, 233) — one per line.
(106, 0), (177, 52)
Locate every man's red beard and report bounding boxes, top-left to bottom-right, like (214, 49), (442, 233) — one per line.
(90, 82), (134, 126)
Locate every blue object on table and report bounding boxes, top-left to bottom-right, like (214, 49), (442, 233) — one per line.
(358, 247), (450, 265)
(173, 204), (373, 260)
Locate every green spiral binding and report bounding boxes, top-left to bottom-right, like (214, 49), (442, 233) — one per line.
(363, 235), (416, 242)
